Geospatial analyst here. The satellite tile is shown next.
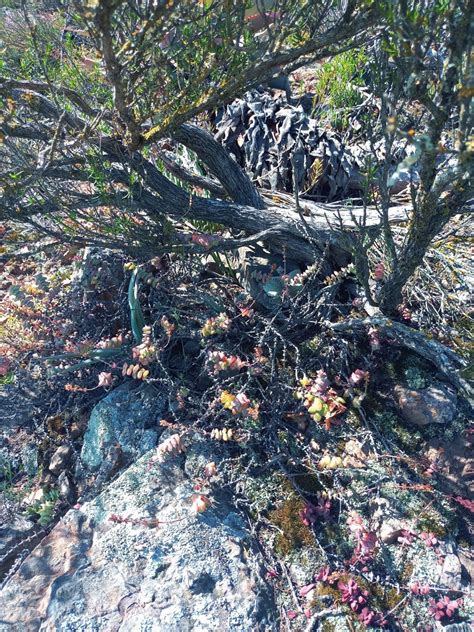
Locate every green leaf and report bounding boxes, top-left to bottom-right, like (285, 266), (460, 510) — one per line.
(128, 269), (145, 343)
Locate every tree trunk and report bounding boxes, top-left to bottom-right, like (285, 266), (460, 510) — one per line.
(377, 193), (460, 314)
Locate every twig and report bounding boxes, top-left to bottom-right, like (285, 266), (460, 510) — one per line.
(281, 562), (304, 614)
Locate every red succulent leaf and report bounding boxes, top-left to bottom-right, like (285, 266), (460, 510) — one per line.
(299, 583), (315, 597)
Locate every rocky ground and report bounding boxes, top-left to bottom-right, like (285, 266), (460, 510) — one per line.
(0, 1), (472, 628)
(0, 233), (473, 631)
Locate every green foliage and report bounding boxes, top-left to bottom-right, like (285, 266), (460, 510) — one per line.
(0, 458), (17, 491)
(127, 268), (146, 344)
(26, 489), (60, 526)
(0, 373), (14, 387)
(313, 49), (368, 130)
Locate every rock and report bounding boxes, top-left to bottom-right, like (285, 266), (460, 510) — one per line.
(48, 445), (73, 475)
(378, 517), (412, 545)
(458, 547), (474, 585)
(425, 431), (474, 499)
(68, 412), (89, 439)
(362, 298), (382, 317)
(0, 443), (277, 631)
(80, 383), (165, 473)
(370, 498), (413, 544)
(236, 245), (301, 310)
(183, 431), (226, 479)
(20, 444), (39, 477)
(394, 383), (457, 426)
(0, 382), (31, 432)
(410, 540), (466, 596)
(439, 551), (462, 591)
(462, 459), (474, 480)
(23, 487), (46, 507)
(342, 439), (368, 468)
(57, 472), (74, 503)
(0, 513), (35, 560)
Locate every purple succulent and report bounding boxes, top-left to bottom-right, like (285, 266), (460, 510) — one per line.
(358, 607), (389, 628)
(428, 596), (462, 621)
(299, 583), (315, 597)
(397, 529), (415, 546)
(410, 582), (430, 595)
(358, 607), (377, 625)
(420, 531), (438, 548)
(315, 566), (331, 583)
(312, 369), (330, 394)
(348, 369), (370, 386)
(300, 497), (332, 526)
(338, 579), (369, 611)
(299, 503), (318, 526)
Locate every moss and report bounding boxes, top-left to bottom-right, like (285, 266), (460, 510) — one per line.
(371, 410), (423, 451)
(404, 366), (428, 389)
(276, 429), (303, 457)
(305, 336), (323, 353)
(356, 576), (405, 612)
(345, 409), (362, 428)
(312, 582), (341, 604)
(415, 517), (448, 539)
(392, 425), (423, 450)
(322, 524), (354, 558)
(454, 315), (474, 360)
(399, 561), (415, 584)
(384, 361), (398, 381)
(372, 583), (405, 611)
(386, 351), (434, 385)
(268, 493), (315, 556)
(437, 414), (468, 442)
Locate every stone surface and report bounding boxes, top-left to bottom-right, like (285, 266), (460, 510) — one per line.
(23, 487), (46, 506)
(370, 498), (411, 545)
(0, 440), (277, 631)
(425, 431), (474, 497)
(394, 383), (457, 426)
(458, 547), (474, 586)
(0, 440), (38, 483)
(378, 517), (411, 545)
(58, 471), (74, 503)
(0, 513), (35, 560)
(48, 445), (73, 475)
(439, 551), (463, 591)
(80, 383), (165, 472)
(410, 541), (466, 595)
(74, 247), (125, 303)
